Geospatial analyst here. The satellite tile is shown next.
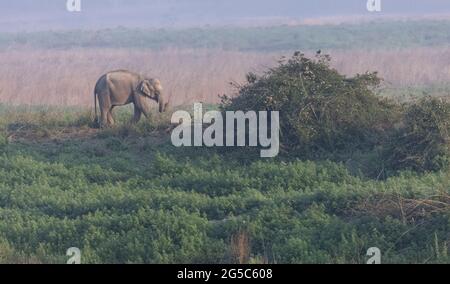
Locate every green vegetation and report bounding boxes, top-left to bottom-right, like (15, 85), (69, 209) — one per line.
(0, 104), (448, 264)
(1, 20), (450, 51)
(384, 98), (450, 172)
(222, 52), (397, 157)
(222, 52), (450, 177)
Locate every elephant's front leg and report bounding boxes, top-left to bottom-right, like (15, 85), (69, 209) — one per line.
(141, 107), (150, 119)
(131, 106), (142, 124)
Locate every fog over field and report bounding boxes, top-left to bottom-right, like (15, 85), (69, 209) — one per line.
(0, 1), (449, 106)
(1, 0), (450, 31)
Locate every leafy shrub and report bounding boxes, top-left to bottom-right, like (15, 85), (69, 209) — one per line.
(0, 129), (7, 147)
(221, 52), (398, 158)
(0, 134), (448, 263)
(384, 97), (450, 172)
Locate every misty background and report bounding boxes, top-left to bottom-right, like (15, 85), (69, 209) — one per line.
(1, 0), (450, 31)
(0, 0), (449, 106)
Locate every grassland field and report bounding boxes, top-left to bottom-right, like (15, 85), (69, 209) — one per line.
(0, 106), (448, 264)
(0, 20), (449, 264)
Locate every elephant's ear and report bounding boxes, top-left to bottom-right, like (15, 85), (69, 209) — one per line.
(138, 80), (155, 98)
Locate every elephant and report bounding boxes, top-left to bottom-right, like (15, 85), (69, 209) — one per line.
(94, 70), (167, 127)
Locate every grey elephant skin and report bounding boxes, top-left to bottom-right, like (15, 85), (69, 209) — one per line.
(94, 70), (166, 127)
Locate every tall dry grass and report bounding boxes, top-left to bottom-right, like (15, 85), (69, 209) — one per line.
(330, 47), (450, 87)
(0, 48), (275, 107)
(0, 47), (449, 107)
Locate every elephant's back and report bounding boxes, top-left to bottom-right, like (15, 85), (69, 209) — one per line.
(95, 70), (141, 95)
(107, 70), (140, 79)
(107, 70), (140, 85)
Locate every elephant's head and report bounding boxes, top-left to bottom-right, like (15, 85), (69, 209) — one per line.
(138, 79), (166, 112)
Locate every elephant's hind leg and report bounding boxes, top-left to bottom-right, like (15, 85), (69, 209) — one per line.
(98, 93), (111, 128)
(107, 107), (115, 126)
(99, 108), (108, 128)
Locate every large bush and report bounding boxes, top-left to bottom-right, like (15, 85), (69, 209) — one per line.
(384, 98), (450, 172)
(221, 52), (398, 158)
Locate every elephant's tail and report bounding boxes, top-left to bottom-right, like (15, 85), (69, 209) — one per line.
(94, 91), (99, 126)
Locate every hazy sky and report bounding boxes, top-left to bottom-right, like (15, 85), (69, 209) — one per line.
(1, 0), (450, 31)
